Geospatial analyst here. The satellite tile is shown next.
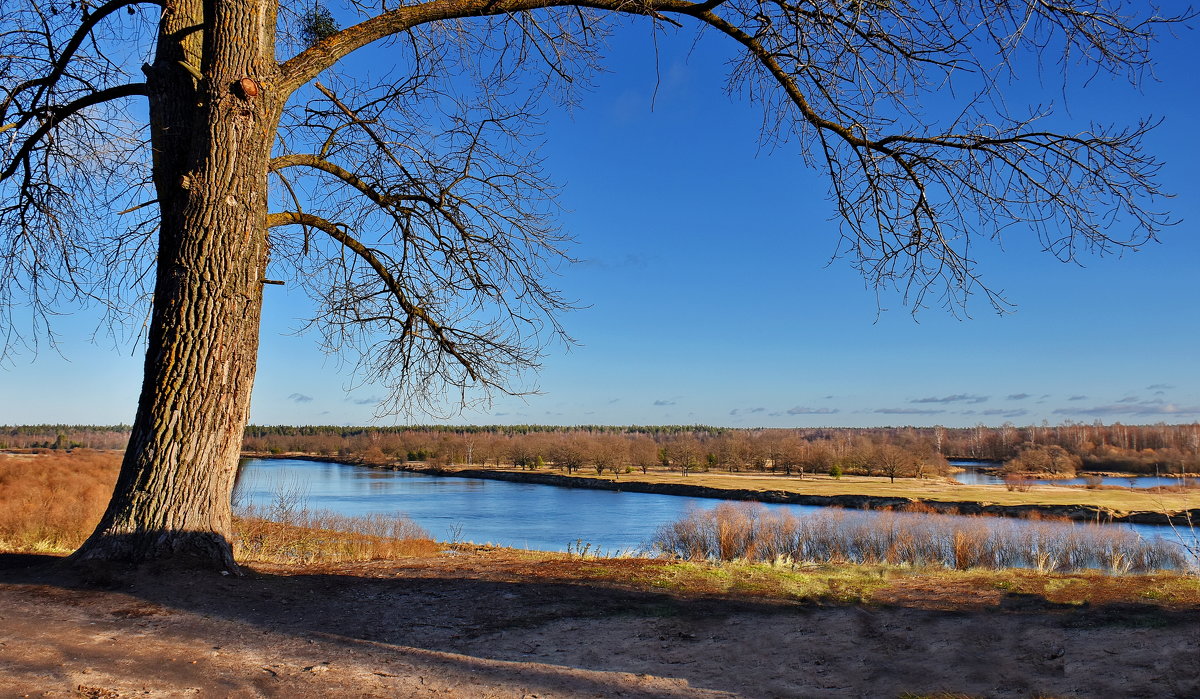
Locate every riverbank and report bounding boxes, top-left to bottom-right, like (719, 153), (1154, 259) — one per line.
(413, 466), (1200, 525)
(242, 453), (1200, 526)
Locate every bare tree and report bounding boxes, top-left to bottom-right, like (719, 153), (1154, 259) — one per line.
(0, 0), (1186, 569)
(875, 443), (916, 483)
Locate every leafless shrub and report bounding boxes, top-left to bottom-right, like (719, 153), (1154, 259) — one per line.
(653, 508), (1189, 573)
(234, 504), (436, 564)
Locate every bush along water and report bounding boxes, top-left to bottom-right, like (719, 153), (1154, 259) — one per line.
(653, 503), (1190, 573)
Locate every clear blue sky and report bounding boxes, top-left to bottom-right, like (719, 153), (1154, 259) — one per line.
(1, 13), (1197, 429)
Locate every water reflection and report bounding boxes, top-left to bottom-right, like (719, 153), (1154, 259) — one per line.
(948, 459), (1193, 489)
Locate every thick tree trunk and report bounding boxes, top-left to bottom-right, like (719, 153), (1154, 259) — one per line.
(72, 0), (280, 571)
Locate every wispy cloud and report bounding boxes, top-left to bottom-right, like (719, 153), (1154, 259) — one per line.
(729, 407), (767, 417)
(1147, 384), (1174, 391)
(653, 399), (675, 407)
(1068, 395), (1088, 401)
(979, 408), (1030, 418)
(1006, 393), (1031, 401)
(287, 393), (313, 404)
(348, 396), (380, 405)
(1054, 402), (1200, 417)
(910, 394), (988, 405)
(786, 406), (840, 415)
(1117, 396), (1140, 404)
(875, 408), (945, 415)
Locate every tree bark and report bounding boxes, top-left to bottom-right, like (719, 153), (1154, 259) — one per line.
(72, 0), (281, 571)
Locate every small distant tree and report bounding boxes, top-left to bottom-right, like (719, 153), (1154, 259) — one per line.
(665, 439), (701, 477)
(875, 444), (917, 484)
(590, 434), (627, 476)
(629, 437), (658, 475)
(360, 445), (387, 464)
(548, 437), (585, 474)
(1004, 444), (1082, 476)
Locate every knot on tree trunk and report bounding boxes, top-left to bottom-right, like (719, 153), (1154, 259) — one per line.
(234, 78), (260, 99)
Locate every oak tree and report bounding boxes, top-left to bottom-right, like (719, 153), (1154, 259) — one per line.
(0, 0), (1183, 570)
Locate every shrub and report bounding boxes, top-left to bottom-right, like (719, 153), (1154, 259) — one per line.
(652, 506), (1189, 573)
(298, 4), (339, 46)
(1004, 475), (1032, 492)
(233, 507), (438, 564)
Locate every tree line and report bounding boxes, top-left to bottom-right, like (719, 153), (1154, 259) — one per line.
(239, 423), (1200, 477)
(9, 422), (1196, 477)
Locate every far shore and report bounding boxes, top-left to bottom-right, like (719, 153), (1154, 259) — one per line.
(240, 452), (1200, 526)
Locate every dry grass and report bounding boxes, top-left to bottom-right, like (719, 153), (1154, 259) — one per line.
(468, 465), (1200, 514)
(653, 503), (1191, 573)
(375, 547), (1200, 610)
(233, 506), (439, 563)
(0, 450), (120, 552)
(0, 450), (437, 563)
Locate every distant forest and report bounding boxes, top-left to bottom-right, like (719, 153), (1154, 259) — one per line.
(4, 422), (1198, 476)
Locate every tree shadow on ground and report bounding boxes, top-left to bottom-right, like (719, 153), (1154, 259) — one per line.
(2, 553), (1198, 698)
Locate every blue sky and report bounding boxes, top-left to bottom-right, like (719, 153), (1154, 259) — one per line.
(1, 11), (1197, 428)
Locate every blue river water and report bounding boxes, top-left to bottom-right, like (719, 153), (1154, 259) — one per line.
(233, 458), (1194, 555)
(948, 460), (1194, 489)
(232, 458), (824, 552)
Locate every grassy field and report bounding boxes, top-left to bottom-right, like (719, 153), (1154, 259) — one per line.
(555, 554), (1200, 609)
(0, 450), (439, 562)
(448, 465), (1200, 514)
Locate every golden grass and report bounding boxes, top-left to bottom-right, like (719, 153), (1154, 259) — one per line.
(462, 549), (1200, 609)
(233, 507), (440, 563)
(653, 502), (1190, 573)
(0, 450), (437, 564)
(464, 465), (1199, 514)
(0, 450), (120, 552)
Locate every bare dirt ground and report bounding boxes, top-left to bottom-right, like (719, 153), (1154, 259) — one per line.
(2, 549), (1198, 699)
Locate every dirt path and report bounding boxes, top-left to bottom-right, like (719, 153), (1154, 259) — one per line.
(2, 551), (1197, 698)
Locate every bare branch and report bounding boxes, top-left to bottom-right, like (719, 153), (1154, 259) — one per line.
(268, 209), (555, 395)
(0, 0), (160, 129)
(1, 83), (148, 181)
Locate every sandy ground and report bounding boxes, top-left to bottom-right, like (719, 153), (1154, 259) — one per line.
(2, 551), (1198, 698)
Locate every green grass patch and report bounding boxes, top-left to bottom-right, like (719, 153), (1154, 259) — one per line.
(630, 559), (894, 603)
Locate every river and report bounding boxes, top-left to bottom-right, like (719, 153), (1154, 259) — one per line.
(948, 459), (1194, 488)
(233, 458), (1195, 556)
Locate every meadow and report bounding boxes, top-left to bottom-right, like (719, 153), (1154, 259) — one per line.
(0, 450), (437, 562)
